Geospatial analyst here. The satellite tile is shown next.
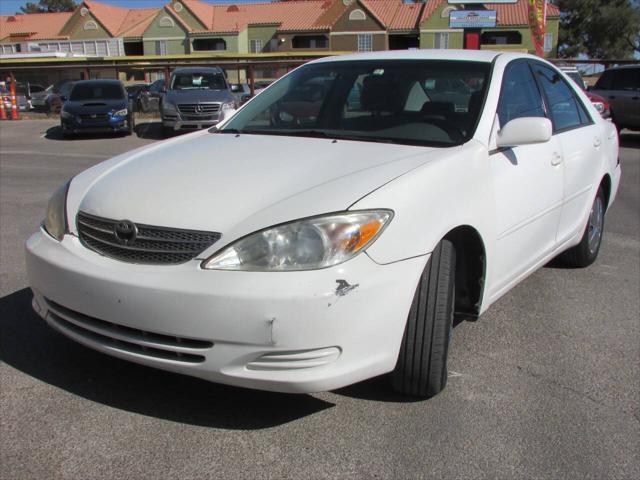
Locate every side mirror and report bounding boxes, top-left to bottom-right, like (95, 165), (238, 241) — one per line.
(496, 117), (552, 148)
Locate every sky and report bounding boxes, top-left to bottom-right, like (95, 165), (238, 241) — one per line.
(0, 0), (271, 16)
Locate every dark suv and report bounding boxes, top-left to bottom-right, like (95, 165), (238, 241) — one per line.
(590, 65), (639, 132)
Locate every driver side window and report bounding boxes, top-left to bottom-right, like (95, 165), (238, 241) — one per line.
(497, 61), (546, 127)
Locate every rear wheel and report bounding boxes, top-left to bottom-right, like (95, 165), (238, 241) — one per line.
(560, 187), (606, 267)
(392, 239), (456, 398)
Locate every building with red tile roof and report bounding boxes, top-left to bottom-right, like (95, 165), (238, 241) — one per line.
(0, 0), (561, 58)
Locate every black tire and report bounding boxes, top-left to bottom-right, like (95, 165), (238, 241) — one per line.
(560, 187), (606, 268)
(392, 239), (456, 398)
(126, 114), (135, 136)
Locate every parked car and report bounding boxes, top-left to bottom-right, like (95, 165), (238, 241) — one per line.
(230, 83), (251, 104)
(60, 80), (134, 137)
(31, 80), (76, 113)
(125, 83), (149, 112)
(590, 65), (640, 132)
(139, 79), (164, 113)
(1, 85), (28, 112)
(252, 79), (273, 95)
(26, 50), (620, 398)
(160, 67), (236, 135)
(16, 82), (46, 109)
(559, 66), (610, 118)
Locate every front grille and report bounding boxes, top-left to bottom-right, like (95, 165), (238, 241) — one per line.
(80, 113), (109, 121)
(44, 298), (212, 364)
(177, 103), (220, 115)
(182, 115), (216, 121)
(77, 211), (221, 265)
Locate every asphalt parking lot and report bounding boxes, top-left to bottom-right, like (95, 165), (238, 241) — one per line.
(1, 119), (638, 479)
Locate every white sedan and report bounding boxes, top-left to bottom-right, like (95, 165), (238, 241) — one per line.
(26, 50), (621, 398)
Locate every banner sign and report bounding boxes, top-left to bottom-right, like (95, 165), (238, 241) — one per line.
(449, 10), (497, 29)
(528, 0), (547, 56)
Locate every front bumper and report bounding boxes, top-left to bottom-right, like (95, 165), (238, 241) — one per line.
(162, 116), (219, 131)
(61, 115), (130, 134)
(26, 229), (426, 393)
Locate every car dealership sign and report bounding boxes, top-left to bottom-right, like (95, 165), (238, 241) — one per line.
(449, 10), (497, 29)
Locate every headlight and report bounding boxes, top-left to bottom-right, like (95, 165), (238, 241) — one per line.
(113, 108), (128, 117)
(44, 181), (70, 241)
(202, 210), (392, 271)
(221, 101), (235, 111)
(60, 110), (73, 120)
(162, 101), (177, 112)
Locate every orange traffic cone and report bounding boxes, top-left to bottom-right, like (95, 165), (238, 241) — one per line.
(10, 79), (18, 120)
(0, 97), (7, 120)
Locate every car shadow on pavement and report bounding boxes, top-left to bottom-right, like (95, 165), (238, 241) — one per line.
(619, 132), (640, 149)
(0, 288), (334, 429)
(134, 121), (168, 140)
(44, 125), (128, 141)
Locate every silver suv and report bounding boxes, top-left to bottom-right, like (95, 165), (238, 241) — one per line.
(160, 67), (236, 136)
(590, 65), (639, 132)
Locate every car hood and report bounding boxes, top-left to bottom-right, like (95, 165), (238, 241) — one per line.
(165, 89), (233, 104)
(69, 132), (449, 248)
(63, 99), (127, 113)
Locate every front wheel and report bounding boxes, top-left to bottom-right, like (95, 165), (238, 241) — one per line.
(560, 187), (606, 267)
(392, 239), (456, 398)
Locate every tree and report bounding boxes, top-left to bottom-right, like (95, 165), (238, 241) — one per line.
(20, 0), (77, 14)
(557, 0), (640, 59)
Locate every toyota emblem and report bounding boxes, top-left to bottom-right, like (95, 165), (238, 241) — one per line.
(113, 220), (137, 245)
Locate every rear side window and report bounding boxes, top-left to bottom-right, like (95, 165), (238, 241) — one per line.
(613, 68), (640, 91)
(533, 64), (591, 132)
(497, 61), (546, 126)
(594, 70), (614, 90)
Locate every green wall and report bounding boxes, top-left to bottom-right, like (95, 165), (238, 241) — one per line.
(245, 25), (278, 53)
(143, 38), (189, 55)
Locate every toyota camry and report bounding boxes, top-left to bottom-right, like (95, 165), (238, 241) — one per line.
(26, 50), (621, 398)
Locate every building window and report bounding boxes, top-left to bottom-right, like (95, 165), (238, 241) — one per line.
(292, 35), (328, 49)
(155, 40), (167, 55)
(349, 9), (366, 21)
(434, 32), (449, 49)
(481, 31), (522, 45)
(192, 38), (226, 51)
(83, 20), (98, 31)
(543, 33), (553, 53)
(357, 34), (373, 52)
(159, 16), (175, 28)
(250, 39), (262, 53)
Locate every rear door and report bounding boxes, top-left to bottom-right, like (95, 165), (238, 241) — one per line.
(531, 61), (603, 244)
(490, 60), (564, 293)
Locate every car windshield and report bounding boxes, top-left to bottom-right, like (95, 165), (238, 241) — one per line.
(70, 83), (124, 101)
(170, 72), (226, 90)
(219, 60), (490, 147)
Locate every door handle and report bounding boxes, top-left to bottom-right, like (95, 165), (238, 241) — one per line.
(551, 152), (563, 166)
(593, 137), (602, 148)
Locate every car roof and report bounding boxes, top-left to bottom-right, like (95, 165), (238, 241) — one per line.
(606, 64), (640, 71)
(73, 80), (123, 86)
(172, 67), (223, 73)
(311, 49), (503, 65)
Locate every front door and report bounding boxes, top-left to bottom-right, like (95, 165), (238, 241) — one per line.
(490, 60), (564, 297)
